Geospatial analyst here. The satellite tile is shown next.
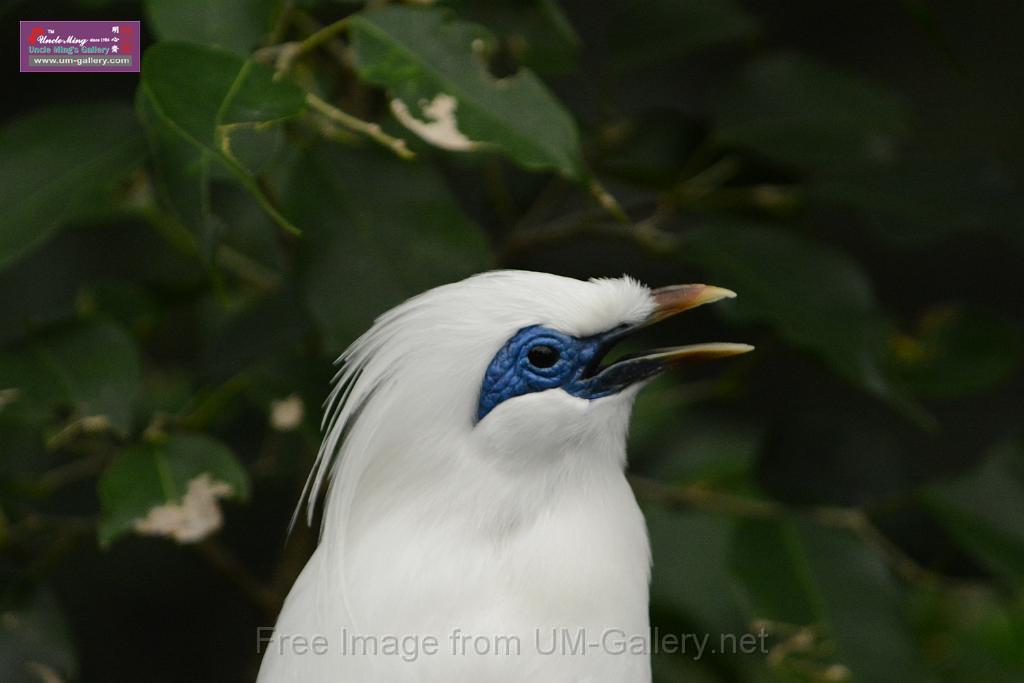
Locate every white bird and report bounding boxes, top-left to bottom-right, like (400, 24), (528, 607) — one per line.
(257, 270), (750, 683)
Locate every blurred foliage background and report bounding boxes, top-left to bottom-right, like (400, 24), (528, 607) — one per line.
(2, 0), (1023, 681)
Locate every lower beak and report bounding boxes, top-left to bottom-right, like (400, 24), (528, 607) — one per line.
(583, 284), (753, 393)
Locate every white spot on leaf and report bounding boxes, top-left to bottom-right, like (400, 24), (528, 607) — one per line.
(133, 473), (234, 544)
(390, 94), (477, 152)
(270, 393), (304, 431)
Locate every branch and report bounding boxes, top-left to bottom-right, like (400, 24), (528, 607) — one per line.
(306, 93), (415, 160)
(255, 14), (352, 77)
(587, 179), (628, 223)
(37, 453), (112, 494)
(292, 16), (351, 65)
(216, 245), (282, 291)
(671, 155), (742, 206)
(629, 476), (943, 585)
(195, 538), (281, 616)
(498, 207), (678, 263)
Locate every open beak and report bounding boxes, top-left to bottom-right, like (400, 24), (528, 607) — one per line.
(581, 284), (753, 394)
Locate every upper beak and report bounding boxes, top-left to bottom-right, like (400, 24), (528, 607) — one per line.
(647, 284), (739, 324)
(580, 284), (753, 394)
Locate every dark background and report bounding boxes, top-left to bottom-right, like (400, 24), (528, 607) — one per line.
(1, 1), (1022, 681)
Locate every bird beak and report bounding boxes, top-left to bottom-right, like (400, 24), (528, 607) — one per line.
(579, 284), (753, 395)
(642, 284), (753, 362)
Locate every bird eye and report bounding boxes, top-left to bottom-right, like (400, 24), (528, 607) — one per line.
(527, 344), (559, 368)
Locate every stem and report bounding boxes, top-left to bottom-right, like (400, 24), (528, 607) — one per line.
(630, 477), (783, 519)
(306, 93), (415, 160)
(216, 245), (282, 291)
(499, 204), (677, 263)
(629, 476), (942, 585)
(294, 17), (351, 61)
(256, 15), (352, 77)
(172, 373), (252, 431)
(829, 508), (938, 584)
(672, 155), (742, 206)
(292, 11), (353, 69)
(588, 178), (628, 223)
(267, 0), (296, 46)
(196, 538), (281, 615)
(37, 453), (112, 493)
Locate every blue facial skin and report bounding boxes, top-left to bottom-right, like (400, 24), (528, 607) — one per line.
(477, 324), (656, 422)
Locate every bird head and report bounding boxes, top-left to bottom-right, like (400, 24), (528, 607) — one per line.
(467, 273), (751, 470)
(306, 271), (751, 527)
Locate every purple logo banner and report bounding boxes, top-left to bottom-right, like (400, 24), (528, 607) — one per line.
(20, 20), (140, 73)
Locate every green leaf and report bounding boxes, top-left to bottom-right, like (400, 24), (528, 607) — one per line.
(84, 281), (161, 334)
(0, 219), (202, 347)
(212, 179), (291, 274)
(202, 289), (311, 379)
(289, 145), (493, 349)
(676, 221), (893, 400)
(608, 0), (759, 71)
(0, 321), (143, 436)
(731, 520), (932, 682)
(924, 440), (1024, 587)
(137, 88), (221, 258)
(0, 104), (145, 271)
(98, 432), (250, 546)
(809, 159), (1024, 249)
(0, 412), (51, 486)
(630, 386), (761, 487)
(646, 507), (748, 634)
(595, 110), (702, 188)
(651, 656), (722, 683)
(349, 6), (588, 180)
(35, 322), (142, 436)
(890, 306), (1023, 399)
(0, 353), (65, 421)
(800, 523), (933, 682)
(714, 54), (910, 170)
(139, 42), (306, 237)
(644, 508), (767, 681)
(145, 0), (282, 55)
(731, 520), (818, 625)
(140, 40), (305, 154)
(293, 0), (364, 6)
(442, 0), (582, 75)
(0, 586), (77, 683)
(910, 585), (1024, 682)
